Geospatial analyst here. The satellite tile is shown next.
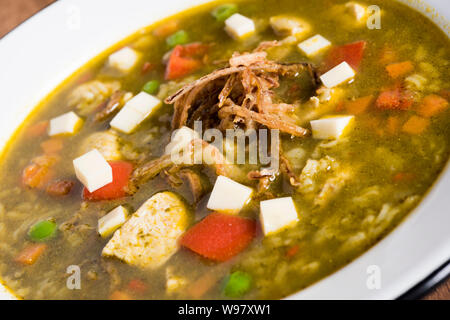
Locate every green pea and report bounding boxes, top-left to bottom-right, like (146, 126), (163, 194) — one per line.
(142, 80), (160, 95)
(212, 4), (238, 22)
(166, 30), (189, 48)
(28, 220), (57, 242)
(222, 271), (252, 298)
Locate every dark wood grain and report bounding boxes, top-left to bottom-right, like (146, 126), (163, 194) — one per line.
(0, 0), (448, 301)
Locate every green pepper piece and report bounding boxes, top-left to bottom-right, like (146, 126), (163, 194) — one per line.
(28, 220), (57, 242)
(166, 30), (189, 48)
(223, 271), (252, 298)
(142, 80), (160, 95)
(212, 4), (238, 22)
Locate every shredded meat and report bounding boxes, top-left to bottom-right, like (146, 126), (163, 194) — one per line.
(95, 90), (126, 122)
(280, 154), (301, 186)
(179, 169), (206, 203)
(165, 45), (319, 133)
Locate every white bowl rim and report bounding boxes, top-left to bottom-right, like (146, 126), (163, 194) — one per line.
(0, 0), (448, 300)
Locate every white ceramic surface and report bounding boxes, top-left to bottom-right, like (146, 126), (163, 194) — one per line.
(0, 0), (448, 300)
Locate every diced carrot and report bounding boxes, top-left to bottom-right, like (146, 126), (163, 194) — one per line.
(285, 245), (299, 258)
(345, 95), (373, 115)
(22, 155), (58, 189)
(386, 116), (401, 135)
(324, 41), (366, 70)
(180, 213), (256, 262)
(386, 61), (414, 79)
(46, 180), (74, 196)
(402, 115), (429, 134)
(187, 271), (221, 299)
(26, 121), (48, 137)
(153, 20), (179, 38)
(40, 138), (63, 154)
(393, 172), (416, 183)
(416, 94), (448, 118)
(83, 161), (133, 201)
(379, 46), (397, 65)
(127, 279), (148, 295)
(376, 87), (414, 111)
(15, 243), (47, 265)
(109, 290), (132, 300)
(165, 43), (209, 80)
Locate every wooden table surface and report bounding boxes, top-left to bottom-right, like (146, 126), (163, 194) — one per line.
(0, 0), (448, 301)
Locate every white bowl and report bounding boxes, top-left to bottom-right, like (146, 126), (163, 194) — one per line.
(0, 0), (448, 300)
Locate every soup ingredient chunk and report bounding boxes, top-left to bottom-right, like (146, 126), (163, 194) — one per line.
(298, 34), (331, 57)
(48, 111), (83, 136)
(68, 80), (121, 116)
(402, 115), (430, 135)
(386, 61), (414, 79)
(212, 4), (238, 22)
(14, 243), (47, 266)
(207, 176), (253, 214)
(260, 197), (299, 236)
(376, 87), (413, 110)
(345, 2), (367, 22)
(166, 30), (190, 48)
(83, 161), (133, 201)
(98, 206), (129, 238)
(320, 62), (355, 88)
(180, 213), (256, 262)
(310, 115), (355, 140)
(142, 80), (160, 95)
(222, 271), (252, 298)
(110, 92), (162, 134)
(417, 94), (448, 118)
(22, 154), (58, 189)
(165, 43), (209, 80)
(102, 192), (190, 269)
(107, 47), (140, 73)
(324, 40), (366, 70)
(270, 15), (310, 37)
(28, 220), (57, 242)
(73, 149), (113, 193)
(224, 13), (255, 40)
(165, 126), (200, 156)
(79, 130), (122, 160)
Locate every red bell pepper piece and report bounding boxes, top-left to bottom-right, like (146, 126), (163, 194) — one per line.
(180, 213), (256, 262)
(325, 40), (367, 70)
(165, 43), (209, 80)
(83, 161), (133, 201)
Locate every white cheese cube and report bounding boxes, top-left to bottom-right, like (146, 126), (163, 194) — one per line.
(310, 115), (355, 140)
(125, 92), (161, 115)
(110, 92), (161, 133)
(98, 206), (129, 238)
(108, 47), (140, 73)
(345, 2), (367, 21)
(165, 126), (200, 156)
(48, 111), (83, 136)
(298, 34), (331, 56)
(73, 149), (113, 193)
(225, 14), (255, 40)
(320, 61), (355, 88)
(207, 176), (253, 214)
(260, 197), (299, 236)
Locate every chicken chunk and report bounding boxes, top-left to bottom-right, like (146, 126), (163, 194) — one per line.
(79, 130), (122, 160)
(68, 80), (121, 115)
(102, 192), (190, 269)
